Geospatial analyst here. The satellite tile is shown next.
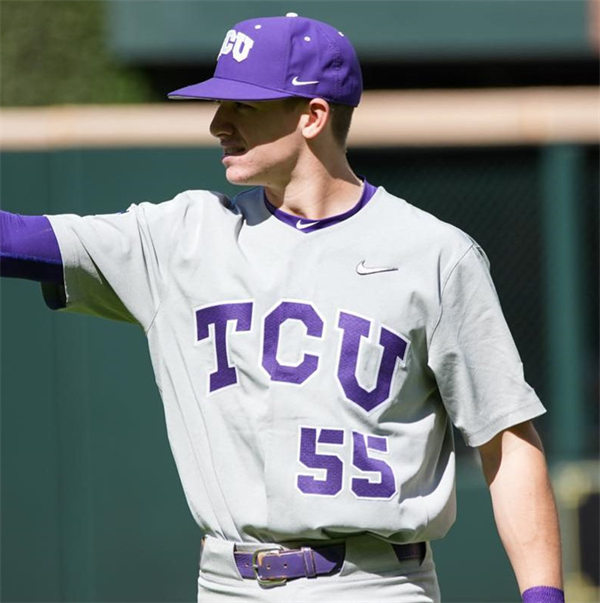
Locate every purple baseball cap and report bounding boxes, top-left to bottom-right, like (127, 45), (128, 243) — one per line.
(168, 13), (362, 107)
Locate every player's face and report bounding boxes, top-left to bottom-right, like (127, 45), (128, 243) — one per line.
(209, 99), (307, 188)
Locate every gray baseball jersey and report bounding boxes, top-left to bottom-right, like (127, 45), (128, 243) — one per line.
(46, 185), (545, 544)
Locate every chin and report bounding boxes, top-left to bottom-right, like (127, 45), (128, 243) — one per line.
(225, 167), (263, 187)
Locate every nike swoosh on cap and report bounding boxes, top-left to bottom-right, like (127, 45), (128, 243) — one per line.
(291, 76), (320, 86)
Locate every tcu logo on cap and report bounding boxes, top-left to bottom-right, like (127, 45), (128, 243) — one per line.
(218, 29), (255, 62)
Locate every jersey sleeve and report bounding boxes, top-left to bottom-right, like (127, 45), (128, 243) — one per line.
(427, 243), (546, 447)
(46, 193), (191, 330)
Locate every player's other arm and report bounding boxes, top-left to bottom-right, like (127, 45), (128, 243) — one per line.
(0, 210), (65, 308)
(478, 421), (564, 602)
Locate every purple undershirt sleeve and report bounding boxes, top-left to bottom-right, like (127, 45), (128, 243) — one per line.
(0, 210), (66, 308)
(0, 211), (63, 282)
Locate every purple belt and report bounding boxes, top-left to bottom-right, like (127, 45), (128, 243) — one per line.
(234, 541), (426, 586)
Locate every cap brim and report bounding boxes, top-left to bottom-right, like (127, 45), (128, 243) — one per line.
(168, 77), (294, 101)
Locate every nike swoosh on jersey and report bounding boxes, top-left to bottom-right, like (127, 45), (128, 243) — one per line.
(296, 219), (320, 230)
(355, 260), (399, 275)
(291, 76), (320, 86)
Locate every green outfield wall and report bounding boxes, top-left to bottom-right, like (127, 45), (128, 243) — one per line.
(1, 144), (598, 602)
(108, 0), (595, 62)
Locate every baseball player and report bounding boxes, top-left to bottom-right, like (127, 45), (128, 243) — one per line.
(1, 14), (564, 603)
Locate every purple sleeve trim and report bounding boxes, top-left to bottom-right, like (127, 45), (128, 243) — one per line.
(0, 211), (63, 283)
(522, 586), (565, 603)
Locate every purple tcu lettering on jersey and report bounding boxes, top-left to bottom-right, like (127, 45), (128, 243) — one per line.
(297, 427), (344, 496)
(195, 302), (253, 392)
(262, 301), (324, 384)
(337, 312), (408, 412)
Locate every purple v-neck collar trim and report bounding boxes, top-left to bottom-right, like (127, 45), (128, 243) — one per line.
(263, 180), (377, 233)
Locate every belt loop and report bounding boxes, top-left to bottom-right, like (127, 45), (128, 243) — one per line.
(301, 547), (317, 578)
(391, 542), (427, 565)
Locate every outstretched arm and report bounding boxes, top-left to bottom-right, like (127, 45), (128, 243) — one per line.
(478, 421), (564, 602)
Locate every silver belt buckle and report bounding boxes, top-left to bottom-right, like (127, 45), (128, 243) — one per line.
(252, 548), (287, 587)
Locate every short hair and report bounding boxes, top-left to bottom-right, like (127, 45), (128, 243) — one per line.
(328, 103), (355, 149)
(286, 97), (354, 148)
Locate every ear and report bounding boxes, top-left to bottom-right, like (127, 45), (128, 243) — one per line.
(300, 98), (331, 141)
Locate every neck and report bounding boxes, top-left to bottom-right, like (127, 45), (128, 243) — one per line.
(263, 149), (362, 220)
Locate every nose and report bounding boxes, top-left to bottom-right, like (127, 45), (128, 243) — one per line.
(209, 103), (234, 139)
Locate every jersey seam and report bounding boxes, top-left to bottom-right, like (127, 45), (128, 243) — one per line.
(427, 243), (476, 350)
(141, 193), (186, 335)
(143, 291), (163, 335)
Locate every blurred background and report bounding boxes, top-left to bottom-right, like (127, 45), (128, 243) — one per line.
(1, 1), (598, 601)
